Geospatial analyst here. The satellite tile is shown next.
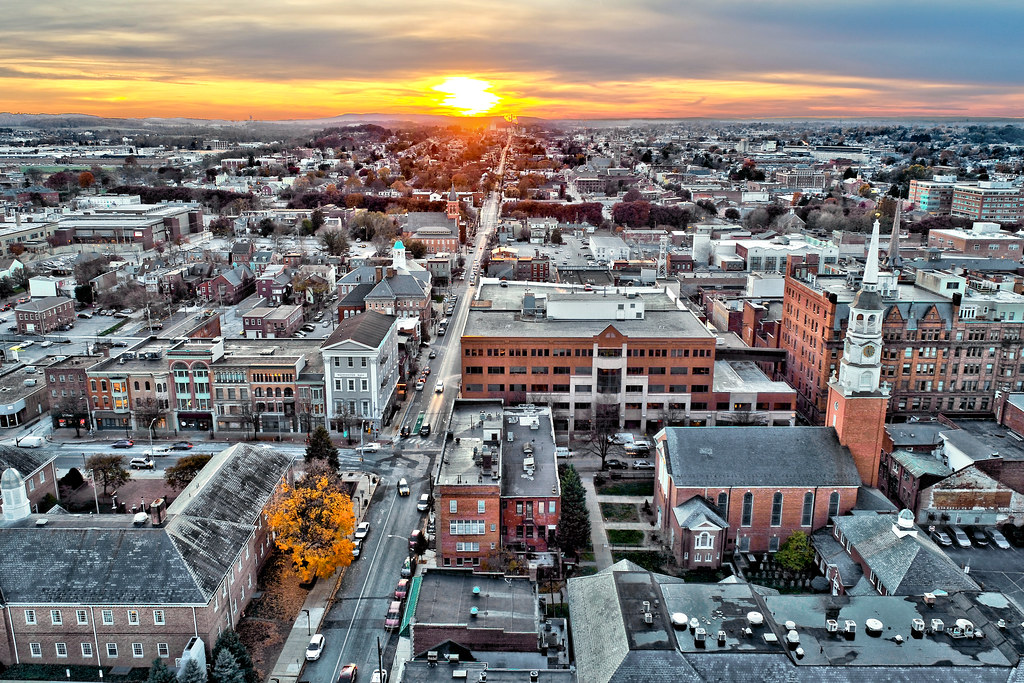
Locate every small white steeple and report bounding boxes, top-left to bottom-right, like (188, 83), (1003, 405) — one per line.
(2, 468), (32, 521)
(392, 240), (407, 272)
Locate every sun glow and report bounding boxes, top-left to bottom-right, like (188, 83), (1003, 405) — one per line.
(432, 77), (501, 116)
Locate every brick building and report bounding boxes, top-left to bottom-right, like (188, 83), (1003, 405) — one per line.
(927, 221), (1024, 258)
(45, 355), (92, 431)
(0, 444), (292, 667)
(908, 176), (957, 215)
(950, 181), (1024, 223)
(242, 304), (304, 339)
(653, 426), (861, 567)
(15, 297), (74, 334)
(0, 446), (59, 516)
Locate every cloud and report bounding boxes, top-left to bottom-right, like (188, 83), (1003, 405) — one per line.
(0, 0), (1021, 118)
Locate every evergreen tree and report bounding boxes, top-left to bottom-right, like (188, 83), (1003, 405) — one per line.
(211, 649), (244, 683)
(556, 465), (591, 557)
(305, 425), (340, 470)
(211, 629), (257, 683)
(147, 658), (177, 683)
(180, 659), (207, 683)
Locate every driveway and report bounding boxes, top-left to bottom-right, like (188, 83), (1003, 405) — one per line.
(941, 543), (1024, 610)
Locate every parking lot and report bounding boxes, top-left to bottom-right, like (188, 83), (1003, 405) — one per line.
(942, 540), (1024, 610)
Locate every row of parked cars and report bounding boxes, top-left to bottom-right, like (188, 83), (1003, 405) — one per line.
(930, 525), (1013, 550)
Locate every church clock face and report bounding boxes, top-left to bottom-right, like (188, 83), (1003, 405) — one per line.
(863, 345), (876, 358)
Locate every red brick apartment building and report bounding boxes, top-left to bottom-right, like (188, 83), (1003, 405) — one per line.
(434, 401), (560, 570)
(950, 182), (1024, 223)
(781, 256), (1024, 424)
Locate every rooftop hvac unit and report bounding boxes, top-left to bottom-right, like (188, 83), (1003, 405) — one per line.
(826, 619), (839, 633)
(911, 618), (925, 633)
(931, 619), (944, 633)
(644, 612), (653, 624)
(844, 620), (857, 634)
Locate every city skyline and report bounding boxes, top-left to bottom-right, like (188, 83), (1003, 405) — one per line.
(3, 0), (1024, 121)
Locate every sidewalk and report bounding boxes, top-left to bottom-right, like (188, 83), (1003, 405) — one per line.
(268, 474), (379, 683)
(581, 473), (613, 570)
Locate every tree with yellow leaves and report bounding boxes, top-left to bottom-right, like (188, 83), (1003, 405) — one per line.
(268, 461), (355, 582)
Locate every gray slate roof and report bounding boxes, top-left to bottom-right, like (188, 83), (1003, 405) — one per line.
(0, 444), (57, 476)
(661, 427), (862, 488)
(673, 496), (728, 530)
(0, 443), (291, 606)
(323, 310), (396, 349)
(832, 513), (979, 596)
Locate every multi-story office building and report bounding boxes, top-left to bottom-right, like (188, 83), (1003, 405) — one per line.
(908, 176), (958, 214)
(782, 253), (1024, 425)
(951, 181), (1024, 223)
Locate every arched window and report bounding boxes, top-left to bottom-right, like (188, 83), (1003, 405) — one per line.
(283, 387), (294, 398)
(770, 492), (783, 526)
(801, 491), (814, 527)
(253, 387), (263, 397)
(828, 491), (840, 519)
(695, 532), (714, 550)
(717, 491), (729, 518)
(741, 492), (753, 527)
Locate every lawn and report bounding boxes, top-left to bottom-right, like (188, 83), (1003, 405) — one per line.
(596, 479), (654, 496)
(611, 550), (671, 573)
(600, 502), (640, 523)
(607, 529), (645, 546)
(98, 318), (130, 336)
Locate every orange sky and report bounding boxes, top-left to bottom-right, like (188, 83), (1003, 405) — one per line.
(2, 1), (1023, 121)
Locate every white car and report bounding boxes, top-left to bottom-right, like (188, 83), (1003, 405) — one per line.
(354, 522), (370, 540)
(305, 633), (325, 661)
(359, 442), (381, 454)
(434, 380), (444, 393)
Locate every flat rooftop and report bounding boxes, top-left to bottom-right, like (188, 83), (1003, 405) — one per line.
(438, 400), (505, 487)
(465, 307), (711, 340)
(89, 339), (178, 373)
(947, 419), (1024, 461)
(500, 406), (560, 498)
(712, 360), (795, 395)
(412, 569), (537, 635)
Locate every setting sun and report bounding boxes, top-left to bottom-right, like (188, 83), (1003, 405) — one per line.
(432, 77), (501, 116)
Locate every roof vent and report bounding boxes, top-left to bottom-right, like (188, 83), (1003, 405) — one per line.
(473, 586), (481, 595)
(470, 606), (479, 617)
(35, 518), (48, 526)
(747, 611), (764, 627)
(671, 613), (688, 629)
(865, 618), (883, 635)
(642, 601), (651, 612)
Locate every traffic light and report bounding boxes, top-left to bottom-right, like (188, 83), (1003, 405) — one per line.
(343, 429), (349, 438)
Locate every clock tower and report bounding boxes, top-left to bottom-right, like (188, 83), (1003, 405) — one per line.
(826, 218), (889, 487)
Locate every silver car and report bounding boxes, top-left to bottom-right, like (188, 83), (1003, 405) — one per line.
(949, 526), (972, 548)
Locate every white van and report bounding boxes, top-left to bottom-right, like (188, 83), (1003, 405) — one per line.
(16, 435), (45, 448)
(555, 447), (574, 459)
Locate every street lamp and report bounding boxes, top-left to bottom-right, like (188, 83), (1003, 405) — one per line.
(301, 609), (311, 637)
(148, 416), (158, 455)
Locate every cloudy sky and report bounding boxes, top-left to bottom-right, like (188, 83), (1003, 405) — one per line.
(2, 0), (1022, 120)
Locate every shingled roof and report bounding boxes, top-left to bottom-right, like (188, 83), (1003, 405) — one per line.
(0, 443), (291, 606)
(0, 444), (58, 477)
(322, 310), (396, 349)
(660, 426), (862, 488)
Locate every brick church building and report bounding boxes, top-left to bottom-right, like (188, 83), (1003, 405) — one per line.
(654, 219), (890, 569)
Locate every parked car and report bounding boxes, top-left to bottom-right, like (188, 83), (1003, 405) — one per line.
(371, 669), (388, 683)
(77, 311), (93, 319)
(351, 538), (362, 559)
(970, 528), (990, 547)
(930, 529), (953, 547)
(417, 494), (430, 512)
(354, 521), (370, 540)
(129, 457), (155, 470)
(39, 340), (53, 348)
(948, 526), (972, 548)
(409, 529), (423, 553)
(384, 600), (402, 630)
(625, 440), (652, 453)
(322, 320), (332, 328)
(400, 557), (413, 578)
(143, 447), (171, 457)
(338, 664), (358, 682)
(605, 458), (629, 470)
(314, 311), (324, 321)
(397, 478), (410, 496)
(632, 459), (654, 470)
(395, 578), (410, 600)
(428, 350), (437, 359)
(305, 634), (326, 661)
(988, 528), (1012, 550)
(170, 441), (193, 450)
(554, 447), (575, 459)
(112, 439), (134, 448)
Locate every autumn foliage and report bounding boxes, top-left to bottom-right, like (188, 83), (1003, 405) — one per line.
(268, 465), (355, 582)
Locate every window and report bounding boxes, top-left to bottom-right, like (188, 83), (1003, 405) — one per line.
(477, 500), (485, 514)
(695, 532), (714, 550)
(102, 609), (113, 625)
(132, 643), (144, 658)
(24, 609), (35, 625)
(158, 643), (169, 658)
(769, 536), (780, 552)
(81, 643), (93, 658)
(717, 492), (728, 517)
(107, 643), (118, 658)
(828, 491), (840, 519)
(770, 492), (783, 526)
(741, 492), (753, 527)
(30, 643), (42, 658)
(51, 609), (62, 625)
(56, 643), (68, 658)
(801, 492), (814, 527)
(153, 609), (165, 625)
(77, 609), (88, 625)
(450, 499), (457, 513)
(127, 609), (139, 625)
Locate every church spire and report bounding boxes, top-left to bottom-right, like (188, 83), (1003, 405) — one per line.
(863, 217), (881, 289)
(885, 202), (903, 270)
